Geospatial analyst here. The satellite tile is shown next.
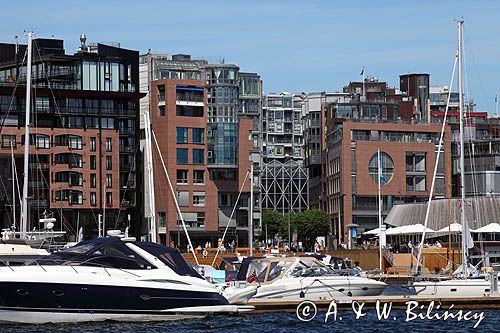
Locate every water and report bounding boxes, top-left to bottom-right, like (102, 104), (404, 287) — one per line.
(1, 310), (498, 333)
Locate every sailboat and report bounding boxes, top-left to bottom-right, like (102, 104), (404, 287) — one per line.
(411, 19), (494, 298)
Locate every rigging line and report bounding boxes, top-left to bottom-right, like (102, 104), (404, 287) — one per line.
(415, 53), (458, 275)
(462, 38), (481, 235)
(463, 27), (493, 115)
(211, 169), (250, 267)
(151, 129), (199, 266)
(0, 48), (27, 135)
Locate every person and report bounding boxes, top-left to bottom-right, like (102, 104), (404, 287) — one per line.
(202, 248), (208, 259)
(435, 240), (442, 248)
(169, 240), (175, 248)
(314, 241), (321, 253)
(205, 241), (209, 249)
(351, 261), (363, 276)
(407, 241), (413, 250)
(230, 240), (236, 254)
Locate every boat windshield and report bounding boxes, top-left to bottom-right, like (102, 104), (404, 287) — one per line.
(34, 238), (153, 270)
(288, 260), (339, 278)
(134, 242), (202, 278)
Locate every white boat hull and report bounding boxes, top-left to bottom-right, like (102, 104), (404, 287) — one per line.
(413, 279), (491, 298)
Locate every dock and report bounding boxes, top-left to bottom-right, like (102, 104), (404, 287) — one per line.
(247, 295), (500, 312)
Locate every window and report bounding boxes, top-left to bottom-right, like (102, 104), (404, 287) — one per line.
(68, 135), (82, 149)
(192, 128), (204, 144)
(106, 156), (112, 170)
(176, 127), (188, 143)
(106, 192), (113, 205)
(192, 149), (204, 165)
(90, 137), (96, 151)
(90, 173), (96, 188)
(407, 176), (426, 192)
(35, 135), (49, 149)
(193, 170), (204, 184)
(55, 153), (83, 168)
(106, 138), (112, 152)
(176, 169), (188, 184)
(176, 105), (203, 117)
(106, 174), (112, 188)
(406, 152), (426, 172)
(158, 212), (166, 227)
(177, 191), (189, 207)
(368, 152), (394, 185)
(90, 192), (96, 206)
(193, 192), (205, 207)
(1, 135), (15, 148)
(90, 156), (96, 170)
(159, 105), (165, 117)
(176, 148), (188, 164)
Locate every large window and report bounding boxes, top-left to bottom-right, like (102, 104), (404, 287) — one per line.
(368, 152), (394, 185)
(193, 192), (205, 207)
(90, 137), (96, 151)
(192, 149), (204, 165)
(90, 173), (96, 188)
(407, 175), (426, 192)
(35, 134), (50, 149)
(176, 127), (188, 143)
(176, 148), (188, 164)
(193, 170), (204, 184)
(176, 105), (203, 117)
(106, 156), (113, 170)
(106, 138), (112, 152)
(176, 169), (188, 184)
(1, 135), (15, 148)
(177, 191), (189, 207)
(406, 152), (426, 172)
(192, 128), (204, 144)
(90, 156), (96, 170)
(106, 174), (113, 188)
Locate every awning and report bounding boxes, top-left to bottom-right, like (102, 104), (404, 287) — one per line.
(472, 223), (500, 233)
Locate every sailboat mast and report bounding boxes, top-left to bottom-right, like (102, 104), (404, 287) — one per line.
(377, 149), (382, 271)
(144, 111), (157, 243)
(457, 19), (468, 270)
(11, 142), (16, 227)
(21, 31), (33, 239)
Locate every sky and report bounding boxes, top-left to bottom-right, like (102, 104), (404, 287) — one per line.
(1, 0), (499, 112)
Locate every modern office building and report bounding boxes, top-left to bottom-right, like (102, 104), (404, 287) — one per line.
(260, 93), (309, 214)
(139, 54), (259, 246)
(399, 73), (430, 121)
(0, 36), (141, 238)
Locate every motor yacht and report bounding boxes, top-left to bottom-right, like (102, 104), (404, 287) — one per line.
(235, 256), (387, 302)
(0, 237), (253, 323)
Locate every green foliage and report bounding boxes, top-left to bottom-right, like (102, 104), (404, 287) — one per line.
(262, 209), (284, 239)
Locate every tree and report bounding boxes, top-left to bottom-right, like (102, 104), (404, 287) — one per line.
(262, 209), (284, 240)
(293, 209), (330, 249)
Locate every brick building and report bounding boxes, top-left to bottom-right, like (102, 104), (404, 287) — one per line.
(0, 37), (141, 238)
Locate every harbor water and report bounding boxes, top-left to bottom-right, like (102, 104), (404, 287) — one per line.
(2, 310), (499, 332)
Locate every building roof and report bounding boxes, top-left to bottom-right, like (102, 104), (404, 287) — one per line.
(384, 197), (500, 231)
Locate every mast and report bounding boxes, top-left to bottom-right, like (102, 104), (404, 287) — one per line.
(144, 111), (157, 243)
(249, 163), (254, 256)
(11, 142), (16, 227)
(21, 31), (33, 239)
(377, 149), (383, 271)
(457, 19), (469, 273)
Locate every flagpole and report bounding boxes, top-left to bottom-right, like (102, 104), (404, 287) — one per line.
(377, 149), (382, 272)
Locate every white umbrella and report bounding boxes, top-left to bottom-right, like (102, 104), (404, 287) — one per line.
(386, 223), (435, 235)
(436, 223), (463, 233)
(471, 223), (500, 233)
(363, 227), (381, 235)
